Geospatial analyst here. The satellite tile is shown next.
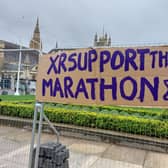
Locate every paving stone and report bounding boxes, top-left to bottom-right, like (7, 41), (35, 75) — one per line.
(144, 151), (168, 168)
(69, 141), (109, 155)
(90, 158), (143, 168)
(0, 126), (168, 168)
(102, 144), (146, 165)
(69, 151), (99, 168)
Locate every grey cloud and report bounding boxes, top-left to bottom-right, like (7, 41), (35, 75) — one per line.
(0, 0), (168, 52)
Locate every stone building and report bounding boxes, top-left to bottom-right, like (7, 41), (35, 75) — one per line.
(49, 32), (112, 55)
(29, 18), (41, 50)
(48, 44), (76, 54)
(94, 32), (111, 47)
(0, 18), (41, 95)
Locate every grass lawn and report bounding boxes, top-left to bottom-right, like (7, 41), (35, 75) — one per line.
(0, 95), (35, 101)
(0, 95), (161, 112)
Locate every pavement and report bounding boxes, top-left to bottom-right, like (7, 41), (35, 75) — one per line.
(0, 126), (168, 168)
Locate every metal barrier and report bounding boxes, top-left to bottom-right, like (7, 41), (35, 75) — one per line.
(28, 102), (60, 168)
(0, 121), (31, 167)
(0, 103), (168, 168)
(0, 102), (60, 168)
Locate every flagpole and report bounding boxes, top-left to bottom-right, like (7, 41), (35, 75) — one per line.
(14, 45), (22, 95)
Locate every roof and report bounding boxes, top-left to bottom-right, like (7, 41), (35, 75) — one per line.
(0, 40), (27, 49)
(48, 48), (76, 54)
(2, 63), (24, 71)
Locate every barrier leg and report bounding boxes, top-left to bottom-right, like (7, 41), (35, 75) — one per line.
(34, 103), (44, 168)
(28, 102), (39, 168)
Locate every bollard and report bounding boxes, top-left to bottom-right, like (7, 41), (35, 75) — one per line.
(31, 142), (69, 168)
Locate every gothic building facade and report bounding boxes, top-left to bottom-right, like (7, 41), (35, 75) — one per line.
(94, 33), (111, 47)
(29, 18), (41, 50)
(49, 32), (112, 55)
(0, 18), (41, 95)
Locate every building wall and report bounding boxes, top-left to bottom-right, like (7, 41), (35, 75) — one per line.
(0, 19), (41, 95)
(0, 42), (4, 72)
(0, 41), (39, 95)
(0, 56), (4, 71)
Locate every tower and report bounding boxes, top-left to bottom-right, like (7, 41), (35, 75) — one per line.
(55, 42), (58, 49)
(108, 36), (111, 46)
(94, 33), (98, 46)
(93, 31), (111, 47)
(29, 18), (41, 50)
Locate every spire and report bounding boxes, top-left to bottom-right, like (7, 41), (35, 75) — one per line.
(29, 17), (41, 50)
(94, 33), (98, 41)
(56, 42), (58, 48)
(105, 33), (108, 40)
(108, 36), (111, 46)
(93, 32), (111, 47)
(34, 17), (40, 33)
(94, 33), (98, 46)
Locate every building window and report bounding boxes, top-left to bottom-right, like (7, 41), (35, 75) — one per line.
(0, 79), (11, 89)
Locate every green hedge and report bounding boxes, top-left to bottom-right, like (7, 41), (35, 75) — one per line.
(0, 102), (34, 118)
(45, 103), (167, 120)
(1, 99), (167, 120)
(0, 102), (168, 138)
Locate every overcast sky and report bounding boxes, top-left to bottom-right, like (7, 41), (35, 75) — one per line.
(0, 0), (168, 52)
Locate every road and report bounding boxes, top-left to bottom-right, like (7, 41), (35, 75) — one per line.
(0, 126), (168, 168)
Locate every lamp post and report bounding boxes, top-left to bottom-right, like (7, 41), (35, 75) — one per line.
(14, 45), (22, 95)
